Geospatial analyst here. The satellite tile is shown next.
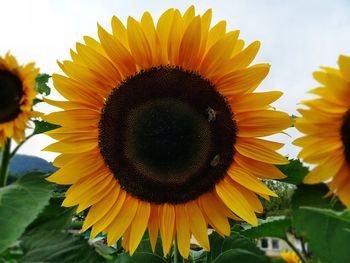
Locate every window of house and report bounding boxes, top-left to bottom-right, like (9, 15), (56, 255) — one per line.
(261, 238), (268, 249)
(272, 239), (280, 250)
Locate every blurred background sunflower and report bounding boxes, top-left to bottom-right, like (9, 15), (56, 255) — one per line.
(0, 53), (39, 146)
(294, 55), (350, 208)
(43, 6), (292, 257)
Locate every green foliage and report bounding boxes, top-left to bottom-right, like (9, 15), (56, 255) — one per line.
(277, 159), (309, 185)
(20, 229), (104, 263)
(243, 216), (291, 239)
(0, 172), (52, 253)
(35, 73), (51, 95)
(261, 180), (294, 216)
(291, 184), (350, 263)
(206, 231), (270, 263)
(27, 198), (75, 231)
(33, 120), (60, 135)
(212, 249), (270, 263)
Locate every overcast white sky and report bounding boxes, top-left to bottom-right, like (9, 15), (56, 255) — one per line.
(1, 0), (350, 161)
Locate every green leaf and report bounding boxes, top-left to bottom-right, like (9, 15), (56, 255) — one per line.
(135, 237), (163, 257)
(243, 216), (291, 239)
(0, 172), (52, 253)
(35, 73), (51, 95)
(20, 230), (104, 263)
(299, 207), (350, 223)
(213, 248), (270, 263)
(208, 231), (267, 263)
(27, 198), (75, 231)
(291, 184), (350, 263)
(114, 252), (167, 263)
(277, 159), (309, 185)
(33, 120), (60, 135)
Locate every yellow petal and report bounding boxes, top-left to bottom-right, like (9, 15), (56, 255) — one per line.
(175, 204), (191, 259)
(107, 196), (138, 246)
(111, 15), (128, 47)
(206, 20), (227, 51)
(90, 190), (126, 239)
(235, 153), (287, 179)
(98, 24), (137, 78)
(129, 201), (151, 255)
(148, 204), (160, 253)
(46, 152), (105, 184)
(199, 31), (239, 77)
(127, 17), (153, 68)
(167, 10), (184, 65)
(303, 153), (344, 184)
(236, 110), (293, 137)
(235, 137), (288, 164)
(83, 183), (121, 231)
(228, 91), (283, 113)
(198, 192), (230, 237)
(216, 64), (270, 95)
(186, 201), (209, 251)
(227, 164), (277, 197)
(178, 16), (202, 69)
(338, 55), (350, 82)
(216, 178), (258, 226)
(159, 203), (175, 256)
(43, 109), (99, 128)
(75, 42), (121, 86)
(156, 8), (175, 63)
(51, 74), (104, 105)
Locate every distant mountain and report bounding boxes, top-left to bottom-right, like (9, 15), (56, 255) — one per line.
(0, 154), (58, 177)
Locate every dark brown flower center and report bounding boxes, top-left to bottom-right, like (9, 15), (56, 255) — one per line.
(0, 70), (23, 123)
(341, 109), (350, 164)
(99, 66), (236, 204)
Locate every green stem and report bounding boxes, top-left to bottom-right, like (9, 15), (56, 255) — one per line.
(173, 239), (183, 263)
(284, 236), (307, 263)
(0, 139), (12, 187)
(10, 133), (35, 159)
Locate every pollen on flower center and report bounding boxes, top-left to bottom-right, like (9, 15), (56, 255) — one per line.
(98, 66), (237, 204)
(341, 109), (350, 164)
(0, 70), (23, 123)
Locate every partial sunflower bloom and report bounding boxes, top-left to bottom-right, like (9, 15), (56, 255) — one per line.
(0, 53), (39, 145)
(44, 6), (292, 258)
(280, 251), (302, 263)
(294, 55), (350, 208)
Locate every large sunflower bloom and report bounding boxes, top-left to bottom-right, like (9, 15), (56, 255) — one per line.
(294, 55), (350, 208)
(44, 6), (292, 258)
(0, 53), (39, 145)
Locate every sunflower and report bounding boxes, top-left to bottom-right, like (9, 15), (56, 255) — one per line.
(280, 251), (302, 263)
(294, 55), (350, 208)
(44, 6), (292, 258)
(0, 53), (39, 145)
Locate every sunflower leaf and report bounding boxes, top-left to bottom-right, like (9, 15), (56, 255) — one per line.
(291, 184), (350, 263)
(208, 231), (268, 263)
(113, 252), (167, 263)
(0, 172), (52, 253)
(242, 216), (291, 239)
(19, 230), (104, 263)
(35, 73), (51, 95)
(33, 120), (60, 135)
(26, 197), (75, 231)
(276, 159), (309, 185)
(212, 248), (270, 263)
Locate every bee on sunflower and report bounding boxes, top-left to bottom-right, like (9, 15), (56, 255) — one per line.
(44, 6), (292, 258)
(294, 55), (350, 208)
